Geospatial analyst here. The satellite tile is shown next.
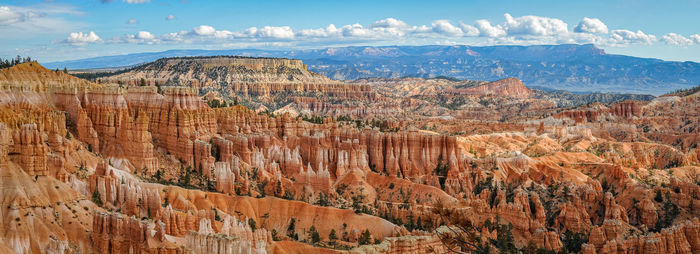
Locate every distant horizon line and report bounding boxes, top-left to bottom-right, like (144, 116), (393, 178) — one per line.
(40, 43), (700, 68)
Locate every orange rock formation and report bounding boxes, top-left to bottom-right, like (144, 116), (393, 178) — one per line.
(1, 60), (699, 254)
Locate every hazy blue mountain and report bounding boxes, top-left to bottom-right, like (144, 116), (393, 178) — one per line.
(44, 44), (700, 95)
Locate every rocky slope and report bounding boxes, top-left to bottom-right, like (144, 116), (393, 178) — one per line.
(0, 61), (698, 254)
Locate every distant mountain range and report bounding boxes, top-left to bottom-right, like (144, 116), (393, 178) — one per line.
(44, 44), (700, 95)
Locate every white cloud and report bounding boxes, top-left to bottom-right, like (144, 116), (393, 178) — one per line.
(474, 19), (505, 37)
(502, 13), (568, 36)
(1, 4), (85, 39)
(370, 18), (408, 29)
(574, 17), (608, 34)
(0, 6), (23, 25)
(0, 5), (66, 27)
(340, 24), (371, 37)
(135, 31), (154, 40)
(193, 25), (216, 36)
(109, 31), (159, 44)
(609, 29), (657, 45)
(459, 22), (480, 37)
(662, 33), (694, 46)
(114, 25), (236, 44)
(166, 14), (176, 21)
(213, 30), (233, 39)
(297, 25), (333, 38)
(160, 31), (187, 42)
(367, 18), (410, 37)
(560, 32), (608, 45)
(124, 0), (150, 3)
(691, 34), (700, 44)
(64, 31), (102, 45)
(61, 15), (699, 49)
(431, 20), (463, 36)
(126, 18), (138, 24)
(245, 26), (295, 39)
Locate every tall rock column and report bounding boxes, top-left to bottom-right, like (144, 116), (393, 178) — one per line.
(194, 140), (215, 176)
(10, 123), (48, 176)
(0, 123), (9, 168)
(124, 110), (157, 173)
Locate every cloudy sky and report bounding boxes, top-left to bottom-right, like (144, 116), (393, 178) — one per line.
(1, 0), (699, 63)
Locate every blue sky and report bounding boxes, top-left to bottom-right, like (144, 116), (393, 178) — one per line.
(1, 0), (699, 62)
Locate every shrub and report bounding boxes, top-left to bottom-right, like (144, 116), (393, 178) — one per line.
(248, 218), (257, 232)
(654, 190), (664, 203)
(561, 230), (588, 253)
(309, 225), (320, 244)
(490, 224), (517, 254)
(92, 189), (103, 207)
(434, 156), (449, 189)
(329, 229), (337, 244)
(653, 199), (680, 232)
(359, 229), (372, 245)
(271, 229), (279, 241)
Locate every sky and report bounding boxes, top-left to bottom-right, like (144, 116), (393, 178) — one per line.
(1, 0), (700, 63)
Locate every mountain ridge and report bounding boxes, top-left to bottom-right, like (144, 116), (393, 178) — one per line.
(44, 44), (700, 95)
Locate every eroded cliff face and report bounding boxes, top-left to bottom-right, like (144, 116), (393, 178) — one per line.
(1, 61), (699, 254)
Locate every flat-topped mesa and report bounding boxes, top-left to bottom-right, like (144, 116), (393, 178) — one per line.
(113, 56), (335, 86)
(104, 56), (377, 101)
(448, 77), (533, 98)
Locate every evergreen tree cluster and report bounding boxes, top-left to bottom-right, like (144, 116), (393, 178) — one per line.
(0, 56), (35, 69)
